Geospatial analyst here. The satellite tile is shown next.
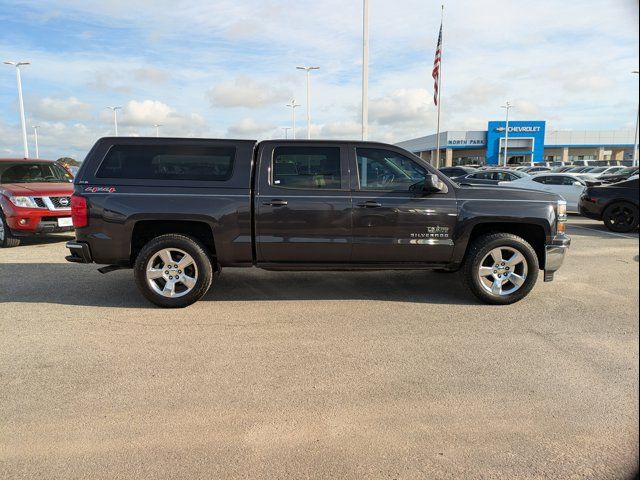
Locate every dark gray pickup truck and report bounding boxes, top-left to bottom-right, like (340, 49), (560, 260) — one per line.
(66, 137), (570, 307)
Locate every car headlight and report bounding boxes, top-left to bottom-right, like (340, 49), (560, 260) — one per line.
(9, 196), (39, 208)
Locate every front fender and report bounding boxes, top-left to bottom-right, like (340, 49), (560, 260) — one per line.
(451, 199), (556, 264)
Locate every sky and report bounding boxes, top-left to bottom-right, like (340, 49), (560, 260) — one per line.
(0, 0), (638, 160)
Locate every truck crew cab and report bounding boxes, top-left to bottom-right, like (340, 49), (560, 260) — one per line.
(66, 137), (570, 308)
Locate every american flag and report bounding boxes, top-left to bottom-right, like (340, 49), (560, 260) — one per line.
(432, 23), (442, 106)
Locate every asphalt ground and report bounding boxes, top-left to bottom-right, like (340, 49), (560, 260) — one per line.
(0, 216), (638, 479)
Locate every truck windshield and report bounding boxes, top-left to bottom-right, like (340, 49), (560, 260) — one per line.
(0, 162), (73, 184)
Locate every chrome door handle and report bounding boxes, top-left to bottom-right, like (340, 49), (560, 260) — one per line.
(263, 199), (288, 207)
(356, 201), (382, 208)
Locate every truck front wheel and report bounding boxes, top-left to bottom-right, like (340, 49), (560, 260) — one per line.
(134, 234), (214, 308)
(0, 210), (21, 248)
(462, 233), (539, 305)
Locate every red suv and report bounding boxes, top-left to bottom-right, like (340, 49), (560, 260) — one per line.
(0, 158), (74, 247)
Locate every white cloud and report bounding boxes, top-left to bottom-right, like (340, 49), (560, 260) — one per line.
(29, 96), (93, 122)
(227, 118), (276, 138)
(208, 77), (292, 108)
(112, 100), (207, 137)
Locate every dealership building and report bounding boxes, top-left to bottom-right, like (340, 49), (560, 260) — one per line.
(396, 120), (637, 167)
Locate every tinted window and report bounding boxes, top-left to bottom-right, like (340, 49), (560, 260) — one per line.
(356, 148), (426, 191)
(471, 172), (489, 179)
(0, 161), (73, 184)
(272, 146), (341, 189)
(562, 177), (582, 186)
(532, 176), (547, 184)
(96, 145), (235, 181)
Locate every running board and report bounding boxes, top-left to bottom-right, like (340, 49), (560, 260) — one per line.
(97, 265), (127, 274)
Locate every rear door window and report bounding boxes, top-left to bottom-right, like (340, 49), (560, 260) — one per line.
(96, 145), (235, 181)
(272, 146), (342, 189)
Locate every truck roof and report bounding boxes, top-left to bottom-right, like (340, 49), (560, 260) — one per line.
(0, 158), (56, 162)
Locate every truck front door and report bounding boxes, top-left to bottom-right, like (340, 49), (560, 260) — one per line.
(255, 143), (352, 263)
(349, 146), (458, 264)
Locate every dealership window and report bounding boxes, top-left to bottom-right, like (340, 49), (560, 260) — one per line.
(356, 148), (427, 191)
(272, 146), (342, 189)
(96, 144), (235, 181)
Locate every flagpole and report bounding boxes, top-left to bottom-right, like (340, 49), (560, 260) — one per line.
(434, 5), (444, 168)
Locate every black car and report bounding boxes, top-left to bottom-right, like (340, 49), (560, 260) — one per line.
(579, 177), (639, 232)
(598, 167), (639, 184)
(456, 169), (529, 186)
(439, 166), (477, 180)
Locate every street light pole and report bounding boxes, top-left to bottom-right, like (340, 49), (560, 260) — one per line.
(633, 71), (639, 167)
(4, 61), (31, 158)
(153, 124), (162, 137)
(32, 125), (40, 158)
(107, 106), (122, 136)
(282, 127), (291, 139)
(362, 0), (369, 141)
(296, 66), (320, 139)
(286, 99), (300, 139)
(501, 101), (513, 167)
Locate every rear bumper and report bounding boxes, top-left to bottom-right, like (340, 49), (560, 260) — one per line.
(544, 233), (571, 282)
(65, 241), (93, 263)
(578, 197), (602, 220)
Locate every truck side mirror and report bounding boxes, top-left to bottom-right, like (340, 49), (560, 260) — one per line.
(423, 174), (446, 193)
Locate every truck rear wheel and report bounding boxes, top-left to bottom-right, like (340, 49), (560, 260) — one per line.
(462, 233), (539, 305)
(0, 211), (21, 248)
(134, 234), (213, 308)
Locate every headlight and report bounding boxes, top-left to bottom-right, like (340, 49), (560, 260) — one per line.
(9, 196), (39, 208)
(557, 200), (567, 221)
(557, 200), (567, 233)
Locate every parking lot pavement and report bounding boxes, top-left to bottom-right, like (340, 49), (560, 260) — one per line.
(0, 218), (638, 480)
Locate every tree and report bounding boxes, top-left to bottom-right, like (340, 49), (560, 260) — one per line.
(56, 157), (81, 167)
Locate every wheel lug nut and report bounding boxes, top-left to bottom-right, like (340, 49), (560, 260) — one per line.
(164, 271), (169, 274)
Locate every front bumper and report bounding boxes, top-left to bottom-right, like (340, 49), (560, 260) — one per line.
(543, 233), (571, 282)
(2, 203), (73, 235)
(65, 241), (93, 263)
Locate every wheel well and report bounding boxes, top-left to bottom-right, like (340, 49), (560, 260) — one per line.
(467, 223), (547, 269)
(131, 220), (216, 264)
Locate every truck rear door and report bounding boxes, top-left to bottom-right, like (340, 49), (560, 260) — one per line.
(254, 142), (352, 264)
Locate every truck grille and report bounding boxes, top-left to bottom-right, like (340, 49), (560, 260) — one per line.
(32, 196), (72, 210)
(50, 196), (71, 209)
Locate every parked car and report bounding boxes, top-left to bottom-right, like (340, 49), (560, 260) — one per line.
(439, 166), (477, 180)
(599, 167), (639, 184)
(456, 169), (530, 186)
(521, 166), (552, 174)
(586, 166), (626, 177)
(0, 158), (74, 247)
(65, 137), (570, 307)
(499, 173), (591, 212)
(579, 176), (639, 232)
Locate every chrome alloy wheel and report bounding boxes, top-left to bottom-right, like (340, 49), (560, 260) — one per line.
(145, 248), (198, 298)
(0, 219), (4, 242)
(477, 247), (528, 296)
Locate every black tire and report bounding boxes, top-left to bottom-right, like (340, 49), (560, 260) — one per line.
(462, 233), (539, 305)
(602, 202), (639, 233)
(134, 234), (213, 308)
(0, 210), (21, 248)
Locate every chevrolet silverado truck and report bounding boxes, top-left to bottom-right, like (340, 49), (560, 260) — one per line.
(0, 158), (74, 247)
(65, 137), (570, 307)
